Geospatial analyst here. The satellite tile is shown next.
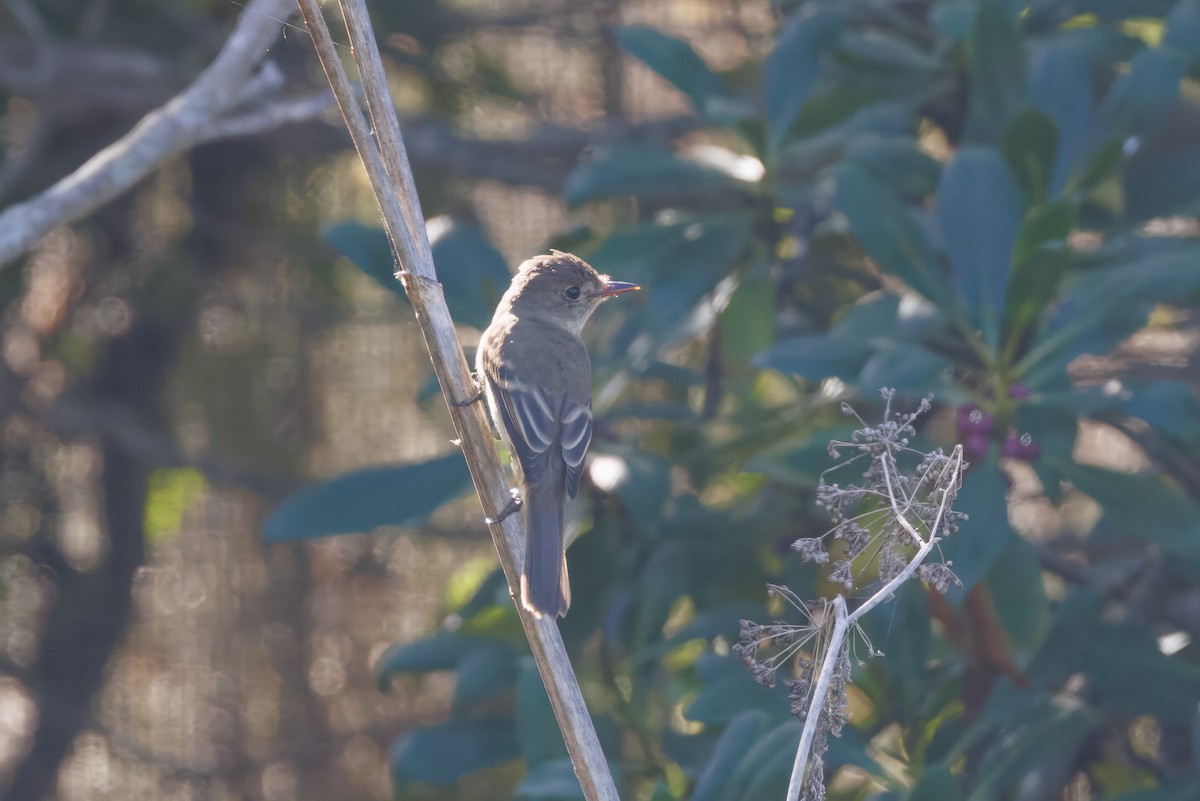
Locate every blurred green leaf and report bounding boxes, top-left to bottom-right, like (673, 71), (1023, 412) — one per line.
(324, 220), (512, 329)
(323, 220), (397, 295)
(390, 718), (519, 787)
(452, 645), (521, 714)
(766, 7), (847, 149)
(516, 659), (565, 763)
(565, 145), (748, 208)
(515, 759), (585, 801)
(985, 536), (1050, 661)
(1027, 41), (1093, 197)
(1001, 107), (1058, 204)
(1123, 380), (1200, 444)
(587, 213), (752, 346)
(907, 763), (961, 801)
(1055, 461), (1200, 556)
(686, 653), (788, 725)
(428, 219), (514, 329)
(262, 454), (472, 542)
(1004, 244), (1071, 351)
(1086, 48), (1182, 155)
(1124, 148), (1200, 224)
(965, 1), (1027, 144)
(1022, 246), (1200, 379)
(836, 162), (947, 306)
(376, 632), (511, 688)
(938, 147), (1027, 346)
(857, 342), (953, 395)
(755, 334), (876, 381)
(847, 135), (943, 196)
(966, 697), (1094, 801)
(743, 425), (859, 487)
(1163, 0), (1200, 64)
(939, 457), (1016, 596)
(932, 0), (976, 41)
(615, 26), (745, 124)
(721, 270), (776, 364)
(729, 719), (802, 801)
(1111, 781), (1200, 801)
(691, 711), (776, 801)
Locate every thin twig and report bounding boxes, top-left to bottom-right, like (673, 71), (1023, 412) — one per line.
(294, 2), (619, 799)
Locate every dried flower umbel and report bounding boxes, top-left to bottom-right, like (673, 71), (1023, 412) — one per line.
(737, 390), (968, 801)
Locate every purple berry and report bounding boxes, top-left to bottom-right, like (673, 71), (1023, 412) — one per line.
(1010, 383), (1030, 400)
(956, 403), (994, 438)
(965, 431), (990, 459)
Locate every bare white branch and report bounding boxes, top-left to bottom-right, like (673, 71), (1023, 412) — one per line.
(0, 0), (317, 268)
(294, 1), (620, 799)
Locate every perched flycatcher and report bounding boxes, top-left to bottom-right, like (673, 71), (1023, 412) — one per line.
(477, 251), (639, 618)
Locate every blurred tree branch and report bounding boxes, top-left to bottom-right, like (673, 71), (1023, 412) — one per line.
(0, 0), (330, 268)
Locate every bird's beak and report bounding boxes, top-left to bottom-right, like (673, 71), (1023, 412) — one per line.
(595, 280), (640, 298)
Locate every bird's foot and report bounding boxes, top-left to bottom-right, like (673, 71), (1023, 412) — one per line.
(484, 488), (522, 525)
(453, 374), (486, 407)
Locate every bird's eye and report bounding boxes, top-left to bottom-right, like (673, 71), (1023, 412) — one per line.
(564, 286), (581, 301)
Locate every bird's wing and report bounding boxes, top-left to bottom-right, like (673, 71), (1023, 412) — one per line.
(485, 362), (558, 485)
(560, 397), (592, 499)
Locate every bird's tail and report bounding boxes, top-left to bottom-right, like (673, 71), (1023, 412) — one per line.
(521, 475), (570, 619)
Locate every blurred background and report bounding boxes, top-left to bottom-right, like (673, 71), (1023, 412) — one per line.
(1, 1), (1199, 800)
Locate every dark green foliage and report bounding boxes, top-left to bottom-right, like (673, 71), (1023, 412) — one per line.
(266, 1), (1200, 798)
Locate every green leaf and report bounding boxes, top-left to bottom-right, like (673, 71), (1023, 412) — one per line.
(856, 342), (953, 394)
(985, 536), (1050, 661)
(835, 161), (946, 306)
(516, 658), (567, 765)
(1022, 246), (1200, 378)
(907, 763), (961, 801)
(515, 759), (585, 801)
(846, 135), (942, 196)
(564, 145), (747, 208)
(376, 632), (510, 688)
(966, 697), (1094, 801)
(729, 720), (803, 801)
(939, 457), (1015, 596)
(1163, 0), (1200, 65)
(765, 7), (848, 149)
(390, 718), (519, 786)
(691, 711), (775, 801)
(1123, 381), (1200, 444)
(744, 425), (860, 487)
(1031, 589), (1200, 724)
(615, 26), (744, 124)
(1027, 41), (1093, 197)
(721, 270), (776, 365)
(932, 1), (975, 41)
(452, 645), (520, 714)
(324, 220), (513, 329)
(1124, 148), (1200, 224)
(1055, 461), (1200, 556)
(587, 214), (751, 346)
(686, 653), (788, 725)
(1003, 243), (1071, 350)
(323, 221), (398, 296)
(1001, 107), (1058, 204)
(938, 147), (1027, 347)
(965, 1), (1027, 144)
(755, 334), (876, 381)
(262, 454), (472, 542)
(1086, 48), (1183, 155)
(1010, 199), (1075, 269)
(1111, 781), (1200, 801)
(428, 219), (514, 329)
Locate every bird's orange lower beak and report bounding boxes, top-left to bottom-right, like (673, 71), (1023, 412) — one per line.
(595, 280), (640, 297)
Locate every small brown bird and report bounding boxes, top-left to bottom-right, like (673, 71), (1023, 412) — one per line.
(477, 251), (639, 618)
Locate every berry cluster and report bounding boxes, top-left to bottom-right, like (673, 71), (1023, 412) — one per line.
(954, 383), (1038, 462)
